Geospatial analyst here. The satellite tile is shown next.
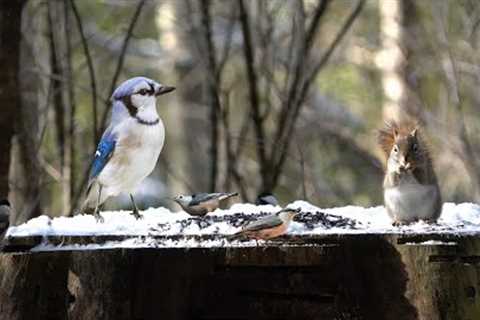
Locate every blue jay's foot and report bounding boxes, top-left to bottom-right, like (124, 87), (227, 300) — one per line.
(131, 208), (143, 220)
(94, 209), (104, 223)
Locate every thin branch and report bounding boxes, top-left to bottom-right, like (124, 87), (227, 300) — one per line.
(99, 0), (146, 134)
(65, 1), (77, 204)
(47, 3), (66, 168)
(271, 0), (365, 188)
(217, 8), (237, 78)
(72, 0), (146, 210)
(27, 67), (109, 105)
(272, 0), (329, 168)
(69, 0), (98, 147)
(200, 0), (221, 192)
(238, 0), (269, 189)
(433, 1), (480, 197)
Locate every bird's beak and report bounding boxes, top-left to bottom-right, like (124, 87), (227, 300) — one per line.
(156, 86), (176, 96)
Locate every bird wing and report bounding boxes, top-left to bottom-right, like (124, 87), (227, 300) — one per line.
(189, 193), (222, 206)
(241, 215), (283, 232)
(88, 129), (117, 188)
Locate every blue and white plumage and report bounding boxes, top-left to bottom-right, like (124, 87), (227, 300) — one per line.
(83, 76), (175, 222)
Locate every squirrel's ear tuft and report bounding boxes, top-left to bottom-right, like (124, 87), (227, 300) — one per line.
(410, 128), (418, 138)
(393, 128), (399, 138)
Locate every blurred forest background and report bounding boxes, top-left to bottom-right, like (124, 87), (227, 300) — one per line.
(1, 0), (480, 224)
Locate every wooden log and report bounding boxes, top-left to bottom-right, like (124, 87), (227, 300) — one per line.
(1, 234), (480, 319)
(0, 252), (70, 320)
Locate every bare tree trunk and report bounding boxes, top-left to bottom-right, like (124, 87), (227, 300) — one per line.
(377, 0), (419, 123)
(48, 1), (71, 214)
(0, 1), (25, 202)
(11, 1), (50, 224)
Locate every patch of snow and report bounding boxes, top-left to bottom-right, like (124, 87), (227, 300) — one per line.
(403, 240), (458, 246)
(5, 201), (480, 251)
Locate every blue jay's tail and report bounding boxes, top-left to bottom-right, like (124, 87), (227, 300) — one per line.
(82, 182), (108, 213)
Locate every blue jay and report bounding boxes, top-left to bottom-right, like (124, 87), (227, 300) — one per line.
(173, 192), (238, 216)
(83, 77), (175, 222)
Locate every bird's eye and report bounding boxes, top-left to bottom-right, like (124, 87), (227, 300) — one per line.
(138, 89), (147, 95)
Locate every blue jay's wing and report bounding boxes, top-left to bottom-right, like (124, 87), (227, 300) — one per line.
(88, 130), (117, 185)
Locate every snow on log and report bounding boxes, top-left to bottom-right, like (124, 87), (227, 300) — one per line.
(3, 201), (480, 251)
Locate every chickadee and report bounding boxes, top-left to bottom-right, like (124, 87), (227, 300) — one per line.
(255, 192), (279, 206)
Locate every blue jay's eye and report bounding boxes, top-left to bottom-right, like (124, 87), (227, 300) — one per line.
(138, 89), (147, 95)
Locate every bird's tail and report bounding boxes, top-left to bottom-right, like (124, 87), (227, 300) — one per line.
(220, 192), (239, 201)
(226, 230), (244, 241)
(78, 182), (105, 216)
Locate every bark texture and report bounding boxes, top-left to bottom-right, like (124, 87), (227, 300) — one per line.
(1, 234), (480, 319)
(0, 1), (25, 200)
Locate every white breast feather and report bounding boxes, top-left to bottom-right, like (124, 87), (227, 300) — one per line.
(98, 118), (165, 196)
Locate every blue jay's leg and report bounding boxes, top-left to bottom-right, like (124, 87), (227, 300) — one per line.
(94, 186), (105, 223)
(129, 194), (143, 220)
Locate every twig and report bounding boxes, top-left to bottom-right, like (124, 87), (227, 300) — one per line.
(69, 0), (98, 146)
(72, 0), (146, 210)
(238, 0), (269, 190)
(65, 1), (77, 203)
(271, 0), (365, 188)
(99, 0), (146, 134)
(200, 0), (221, 192)
(270, 0), (330, 190)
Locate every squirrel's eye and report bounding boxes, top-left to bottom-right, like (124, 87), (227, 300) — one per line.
(412, 144), (418, 152)
(393, 146), (398, 153)
(138, 89), (147, 95)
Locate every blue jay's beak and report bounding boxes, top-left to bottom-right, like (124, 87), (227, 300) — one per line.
(156, 85), (175, 96)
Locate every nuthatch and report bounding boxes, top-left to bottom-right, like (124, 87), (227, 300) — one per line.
(173, 192), (238, 216)
(255, 192), (279, 206)
(229, 207), (300, 240)
(0, 199), (11, 245)
(83, 77), (175, 222)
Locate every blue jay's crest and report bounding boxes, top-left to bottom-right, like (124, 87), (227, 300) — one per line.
(110, 77), (175, 122)
(111, 77), (155, 101)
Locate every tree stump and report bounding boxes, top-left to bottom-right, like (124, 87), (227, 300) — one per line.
(0, 234), (479, 319)
(0, 252), (70, 320)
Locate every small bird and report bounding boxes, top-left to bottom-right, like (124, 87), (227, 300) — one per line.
(229, 207), (300, 241)
(173, 192), (238, 216)
(83, 77), (175, 222)
(0, 199), (11, 245)
(255, 192), (279, 206)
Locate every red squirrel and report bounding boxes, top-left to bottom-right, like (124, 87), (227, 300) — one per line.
(378, 121), (442, 224)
